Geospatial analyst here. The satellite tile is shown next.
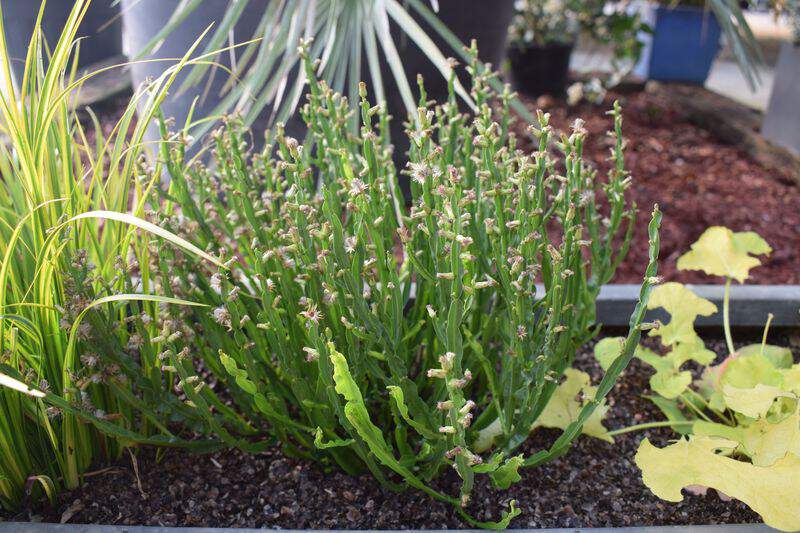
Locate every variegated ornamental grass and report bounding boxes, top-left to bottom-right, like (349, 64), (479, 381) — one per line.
(0, 0), (235, 509)
(145, 43), (661, 525)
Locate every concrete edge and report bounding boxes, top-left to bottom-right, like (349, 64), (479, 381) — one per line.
(596, 284), (800, 328)
(0, 523), (774, 533)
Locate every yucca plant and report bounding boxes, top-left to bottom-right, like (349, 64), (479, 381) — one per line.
(134, 0), (531, 141)
(0, 0), (230, 509)
(147, 43), (662, 525)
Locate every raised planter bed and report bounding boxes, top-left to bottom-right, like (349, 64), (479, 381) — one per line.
(2, 327), (786, 529)
(596, 284), (800, 328)
(0, 524), (779, 532)
(7, 44), (796, 533)
(0, 525), (778, 532)
(2, 283), (795, 530)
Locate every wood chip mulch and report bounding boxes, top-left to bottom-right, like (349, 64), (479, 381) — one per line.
(513, 87), (800, 285)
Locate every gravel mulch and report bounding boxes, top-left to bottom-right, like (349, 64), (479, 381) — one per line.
(4, 336), (773, 529)
(513, 88), (800, 285)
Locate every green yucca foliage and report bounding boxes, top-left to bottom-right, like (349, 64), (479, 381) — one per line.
(151, 44), (661, 525)
(0, 0), (230, 509)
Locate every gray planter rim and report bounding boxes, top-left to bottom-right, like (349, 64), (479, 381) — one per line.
(595, 284), (800, 328)
(0, 522), (775, 532)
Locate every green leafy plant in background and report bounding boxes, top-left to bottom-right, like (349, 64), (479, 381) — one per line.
(0, 0), (233, 509)
(508, 0), (650, 73)
(597, 226), (800, 531)
(772, 0), (800, 42)
(147, 41), (662, 526)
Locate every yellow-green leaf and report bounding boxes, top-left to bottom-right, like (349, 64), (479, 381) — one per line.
(387, 385), (439, 439)
(489, 454), (525, 489)
(648, 282), (717, 347)
(676, 226), (771, 283)
(721, 354), (783, 390)
(635, 346), (672, 372)
(313, 427), (355, 449)
(782, 365), (800, 394)
(722, 383), (788, 419)
(636, 436), (800, 531)
(696, 409), (800, 467)
(740, 413), (800, 467)
(650, 369), (692, 400)
(665, 337), (716, 368)
(475, 368), (614, 452)
(328, 342), (441, 499)
(738, 344), (793, 369)
(594, 337), (625, 372)
(533, 368), (613, 443)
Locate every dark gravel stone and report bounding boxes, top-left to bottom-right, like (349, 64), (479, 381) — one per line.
(3, 334), (781, 528)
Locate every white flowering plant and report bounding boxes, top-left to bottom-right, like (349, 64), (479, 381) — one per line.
(148, 44), (661, 527)
(508, 0), (583, 46)
(509, 0), (647, 59)
(772, 0), (800, 43)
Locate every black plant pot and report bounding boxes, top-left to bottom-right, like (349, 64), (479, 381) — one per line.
(385, 0), (515, 199)
(122, 0), (515, 188)
(508, 42), (574, 98)
(2, 0), (122, 85)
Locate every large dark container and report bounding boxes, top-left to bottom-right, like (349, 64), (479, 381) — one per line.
(508, 42), (574, 97)
(2, 0), (122, 84)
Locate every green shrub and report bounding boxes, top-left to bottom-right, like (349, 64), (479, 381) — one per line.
(149, 44), (661, 525)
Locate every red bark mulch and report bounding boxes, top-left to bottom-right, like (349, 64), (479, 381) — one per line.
(514, 88), (800, 285)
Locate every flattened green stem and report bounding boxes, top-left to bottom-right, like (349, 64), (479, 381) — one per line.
(606, 420), (694, 437)
(723, 278), (735, 355)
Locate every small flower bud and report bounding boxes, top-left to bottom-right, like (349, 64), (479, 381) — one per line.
(427, 368), (447, 379)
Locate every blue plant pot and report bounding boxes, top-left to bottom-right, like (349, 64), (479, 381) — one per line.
(648, 5), (721, 84)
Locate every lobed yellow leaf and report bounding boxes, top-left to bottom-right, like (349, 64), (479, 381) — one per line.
(647, 282), (717, 347)
(636, 436), (800, 531)
(722, 383), (790, 419)
(474, 368), (614, 452)
(594, 337), (625, 372)
(532, 368), (613, 443)
(676, 226), (771, 283)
